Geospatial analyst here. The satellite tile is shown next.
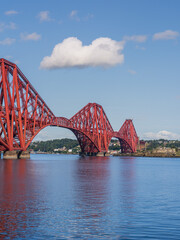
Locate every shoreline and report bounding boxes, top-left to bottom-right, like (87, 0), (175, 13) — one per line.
(113, 153), (180, 158)
(30, 152), (180, 158)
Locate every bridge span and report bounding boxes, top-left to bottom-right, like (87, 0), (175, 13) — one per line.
(0, 58), (139, 158)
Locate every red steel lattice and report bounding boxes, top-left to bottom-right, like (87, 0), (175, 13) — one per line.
(113, 119), (139, 153)
(0, 59), (139, 154)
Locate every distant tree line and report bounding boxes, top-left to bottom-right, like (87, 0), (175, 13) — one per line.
(29, 138), (180, 153)
(29, 138), (79, 152)
(144, 139), (180, 151)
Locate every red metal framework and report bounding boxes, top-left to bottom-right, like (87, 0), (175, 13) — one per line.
(69, 103), (114, 154)
(0, 59), (139, 154)
(113, 120), (139, 153)
(0, 58), (55, 151)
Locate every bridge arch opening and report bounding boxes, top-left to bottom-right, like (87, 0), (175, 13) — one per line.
(33, 126), (75, 142)
(31, 126), (99, 155)
(110, 137), (134, 154)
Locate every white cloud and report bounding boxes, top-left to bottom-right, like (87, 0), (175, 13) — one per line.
(40, 37), (124, 69)
(70, 10), (77, 17)
(0, 22), (16, 32)
(69, 10), (80, 21)
(84, 13), (94, 21)
(5, 10), (18, 16)
(8, 22), (16, 30)
(153, 30), (179, 40)
(143, 130), (180, 140)
(21, 32), (41, 41)
(0, 38), (15, 45)
(38, 11), (52, 22)
(124, 35), (147, 43)
(128, 69), (137, 75)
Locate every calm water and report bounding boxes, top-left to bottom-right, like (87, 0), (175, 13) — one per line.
(0, 154), (180, 239)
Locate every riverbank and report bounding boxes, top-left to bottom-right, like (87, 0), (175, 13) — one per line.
(113, 152), (180, 158)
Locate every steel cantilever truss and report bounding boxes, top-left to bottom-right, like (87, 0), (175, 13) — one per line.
(113, 120), (139, 153)
(0, 59), (139, 154)
(0, 58), (55, 151)
(69, 103), (114, 154)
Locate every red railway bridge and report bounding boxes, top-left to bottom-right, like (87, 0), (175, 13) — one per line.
(0, 58), (139, 158)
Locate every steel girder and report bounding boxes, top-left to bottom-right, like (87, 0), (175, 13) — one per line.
(0, 59), (139, 154)
(69, 103), (114, 153)
(0, 58), (55, 151)
(113, 119), (139, 153)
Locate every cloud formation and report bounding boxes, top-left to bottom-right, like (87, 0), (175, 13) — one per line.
(40, 37), (124, 69)
(21, 32), (41, 41)
(5, 10), (18, 16)
(38, 11), (52, 22)
(0, 22), (16, 32)
(69, 10), (80, 21)
(153, 30), (179, 40)
(143, 130), (180, 140)
(84, 13), (94, 21)
(0, 38), (15, 45)
(124, 35), (147, 43)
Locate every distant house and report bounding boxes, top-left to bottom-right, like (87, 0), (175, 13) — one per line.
(137, 140), (148, 151)
(153, 147), (176, 154)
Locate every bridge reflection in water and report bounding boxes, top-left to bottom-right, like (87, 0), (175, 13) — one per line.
(0, 159), (38, 238)
(72, 156), (136, 238)
(0, 155), (136, 239)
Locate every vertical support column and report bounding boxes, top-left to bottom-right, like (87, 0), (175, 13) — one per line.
(1, 59), (12, 150)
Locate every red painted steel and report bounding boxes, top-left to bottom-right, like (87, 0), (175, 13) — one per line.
(0, 59), (139, 154)
(113, 120), (139, 153)
(69, 103), (114, 153)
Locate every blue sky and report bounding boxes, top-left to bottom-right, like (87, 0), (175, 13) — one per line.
(1, 0), (180, 140)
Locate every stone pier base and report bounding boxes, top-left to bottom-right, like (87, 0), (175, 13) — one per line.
(18, 151), (30, 159)
(96, 152), (105, 157)
(3, 150), (30, 159)
(3, 151), (18, 159)
(79, 152), (110, 157)
(104, 153), (110, 156)
(79, 152), (96, 156)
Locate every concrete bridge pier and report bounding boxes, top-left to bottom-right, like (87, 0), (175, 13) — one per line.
(3, 150), (30, 159)
(96, 152), (110, 157)
(79, 152), (110, 157)
(3, 151), (18, 159)
(96, 152), (105, 157)
(18, 151), (30, 159)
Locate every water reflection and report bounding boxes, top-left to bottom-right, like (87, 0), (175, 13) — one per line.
(120, 157), (136, 208)
(0, 159), (38, 238)
(119, 157), (136, 235)
(0, 155), (179, 239)
(73, 156), (110, 236)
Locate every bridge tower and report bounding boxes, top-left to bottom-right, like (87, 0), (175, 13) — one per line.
(0, 58), (55, 158)
(114, 119), (139, 153)
(69, 103), (114, 156)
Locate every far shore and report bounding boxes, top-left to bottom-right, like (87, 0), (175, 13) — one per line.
(30, 151), (180, 158)
(113, 152), (180, 158)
